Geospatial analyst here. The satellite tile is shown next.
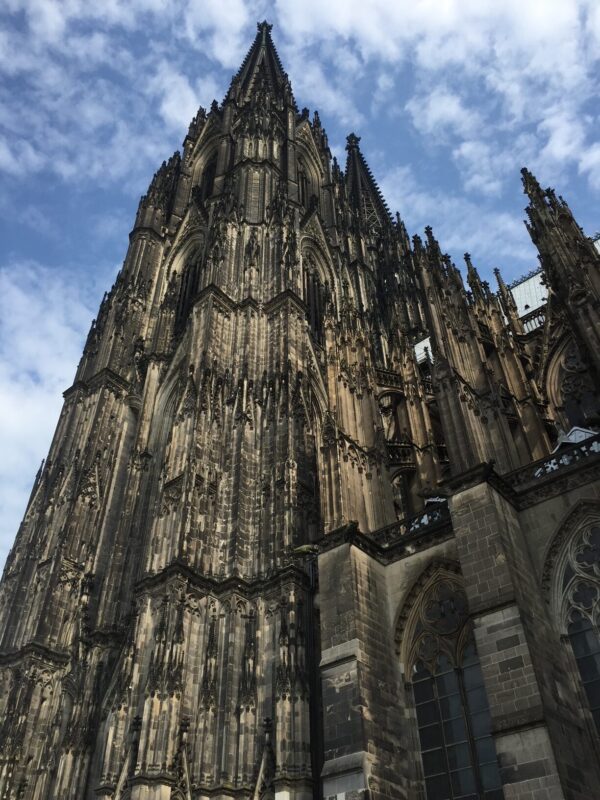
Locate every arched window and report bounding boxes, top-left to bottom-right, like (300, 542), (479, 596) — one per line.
(559, 522), (600, 734)
(303, 254), (328, 346)
(173, 238), (205, 334)
(405, 577), (502, 800)
(297, 157), (319, 212)
(545, 338), (599, 430)
(298, 158), (308, 209)
(198, 152), (217, 202)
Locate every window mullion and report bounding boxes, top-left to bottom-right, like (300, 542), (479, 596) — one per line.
(433, 670), (454, 798)
(457, 666), (485, 798)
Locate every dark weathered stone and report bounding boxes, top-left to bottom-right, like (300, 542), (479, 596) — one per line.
(1, 19), (600, 800)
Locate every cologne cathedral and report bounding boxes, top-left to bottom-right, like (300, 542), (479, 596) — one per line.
(2, 21), (600, 800)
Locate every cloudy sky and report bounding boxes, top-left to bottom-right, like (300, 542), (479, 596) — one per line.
(1, 0), (599, 570)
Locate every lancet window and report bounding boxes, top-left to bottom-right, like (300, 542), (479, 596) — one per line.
(174, 240), (204, 333)
(391, 472), (412, 519)
(559, 522), (600, 733)
(298, 157), (319, 211)
(303, 255), (328, 346)
(546, 338), (599, 430)
(405, 577), (502, 800)
(198, 152), (217, 202)
(298, 158), (308, 209)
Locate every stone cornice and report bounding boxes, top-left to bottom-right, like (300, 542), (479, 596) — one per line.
(190, 284), (306, 318)
(263, 288), (306, 316)
(318, 511), (454, 566)
(441, 461), (518, 505)
(63, 368), (131, 399)
(128, 225), (164, 243)
(135, 558), (312, 598)
(0, 641), (71, 668)
(440, 436), (600, 510)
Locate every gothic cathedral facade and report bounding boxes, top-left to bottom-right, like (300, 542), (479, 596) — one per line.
(1, 21), (600, 800)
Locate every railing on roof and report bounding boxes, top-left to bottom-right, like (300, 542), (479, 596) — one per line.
(375, 368), (403, 388)
(520, 307), (545, 333)
(422, 378), (434, 395)
(507, 268), (543, 291)
(504, 433), (600, 490)
(387, 442), (416, 467)
(371, 503), (451, 548)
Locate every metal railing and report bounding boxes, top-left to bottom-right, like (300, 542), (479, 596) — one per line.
(387, 442), (416, 466)
(372, 503), (451, 548)
(504, 433), (600, 490)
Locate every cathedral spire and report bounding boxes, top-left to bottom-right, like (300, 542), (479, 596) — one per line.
(522, 166), (600, 378)
(226, 21), (294, 107)
(494, 266), (521, 327)
(521, 166), (547, 208)
(464, 252), (486, 300)
(345, 132), (392, 230)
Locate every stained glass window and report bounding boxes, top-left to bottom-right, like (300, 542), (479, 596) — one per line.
(409, 580), (502, 800)
(563, 524), (600, 735)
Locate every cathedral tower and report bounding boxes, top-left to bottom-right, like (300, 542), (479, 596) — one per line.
(1, 22), (600, 800)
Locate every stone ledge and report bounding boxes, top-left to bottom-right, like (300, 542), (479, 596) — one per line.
(321, 751), (368, 798)
(320, 638), (362, 668)
(321, 751), (367, 777)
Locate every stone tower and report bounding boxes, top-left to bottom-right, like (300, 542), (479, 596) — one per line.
(2, 21), (600, 800)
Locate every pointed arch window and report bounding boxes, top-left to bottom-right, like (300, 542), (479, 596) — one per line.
(303, 254), (328, 347)
(406, 579), (502, 800)
(560, 523), (600, 733)
(298, 158), (308, 209)
(198, 152), (217, 202)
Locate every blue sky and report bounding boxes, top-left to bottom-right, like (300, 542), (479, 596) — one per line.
(0, 0), (599, 570)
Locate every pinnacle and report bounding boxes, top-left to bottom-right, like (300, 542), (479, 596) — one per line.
(493, 266), (509, 290)
(257, 20), (273, 36)
(344, 132), (392, 226)
(521, 166), (547, 206)
(464, 252), (481, 280)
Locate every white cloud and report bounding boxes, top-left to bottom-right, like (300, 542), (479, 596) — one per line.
(579, 141), (600, 190)
(274, 0), (600, 197)
(183, 0), (255, 66)
(537, 109), (587, 172)
(452, 140), (518, 197)
(0, 135), (45, 176)
(406, 88), (481, 141)
(149, 61), (202, 131)
(284, 52), (364, 128)
(379, 164), (536, 276)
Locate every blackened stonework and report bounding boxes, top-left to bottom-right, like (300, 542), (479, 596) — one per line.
(1, 20), (600, 800)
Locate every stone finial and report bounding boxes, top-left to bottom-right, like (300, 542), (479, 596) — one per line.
(257, 20), (273, 35)
(521, 166), (546, 205)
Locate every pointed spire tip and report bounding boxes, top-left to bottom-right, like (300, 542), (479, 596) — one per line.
(257, 20), (273, 34)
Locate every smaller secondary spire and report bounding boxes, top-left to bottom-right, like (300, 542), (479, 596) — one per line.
(344, 133), (391, 226)
(465, 253), (486, 299)
(521, 166), (546, 206)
